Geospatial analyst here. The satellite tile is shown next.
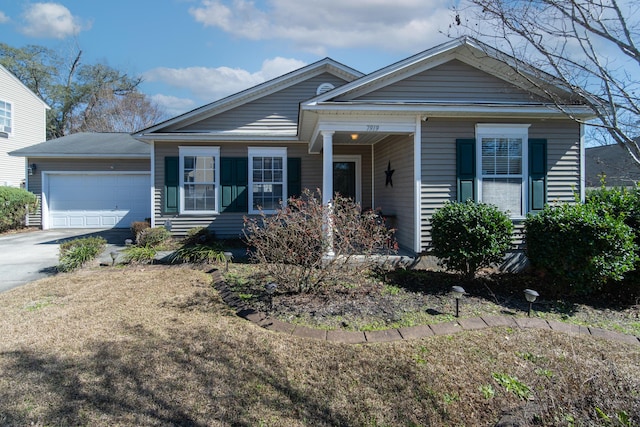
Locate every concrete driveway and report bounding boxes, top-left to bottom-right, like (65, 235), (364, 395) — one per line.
(0, 229), (133, 293)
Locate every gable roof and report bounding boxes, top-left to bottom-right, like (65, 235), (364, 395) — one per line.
(302, 37), (593, 115)
(134, 58), (363, 140)
(9, 132), (150, 158)
(0, 64), (50, 110)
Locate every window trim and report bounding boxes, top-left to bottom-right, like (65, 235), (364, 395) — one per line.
(0, 99), (13, 135)
(248, 147), (287, 214)
(178, 146), (220, 215)
(475, 124), (530, 218)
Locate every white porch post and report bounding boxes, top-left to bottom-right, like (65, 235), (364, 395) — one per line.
(321, 131), (335, 256)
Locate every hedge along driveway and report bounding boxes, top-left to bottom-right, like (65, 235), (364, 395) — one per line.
(0, 229), (130, 293)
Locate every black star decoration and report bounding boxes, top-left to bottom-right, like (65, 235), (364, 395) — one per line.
(385, 161), (395, 187)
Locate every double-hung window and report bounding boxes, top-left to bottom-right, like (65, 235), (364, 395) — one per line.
(179, 146), (220, 214)
(249, 147), (287, 214)
(476, 124), (530, 218)
(0, 100), (12, 135)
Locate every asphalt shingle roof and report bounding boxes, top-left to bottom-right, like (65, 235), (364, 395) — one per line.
(9, 132), (150, 157)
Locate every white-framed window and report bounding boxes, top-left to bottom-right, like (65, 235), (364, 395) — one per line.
(249, 147), (287, 214)
(476, 124), (530, 218)
(0, 100), (12, 134)
(179, 146), (220, 214)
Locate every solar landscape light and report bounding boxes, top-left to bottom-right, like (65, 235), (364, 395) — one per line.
(265, 282), (278, 310)
(523, 289), (539, 317)
(223, 251), (233, 272)
(451, 285), (466, 318)
(109, 251), (118, 266)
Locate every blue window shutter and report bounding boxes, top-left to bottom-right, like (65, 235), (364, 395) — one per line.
(287, 157), (301, 199)
(456, 139), (476, 202)
(528, 139), (547, 212)
(164, 156), (179, 214)
(221, 158), (248, 212)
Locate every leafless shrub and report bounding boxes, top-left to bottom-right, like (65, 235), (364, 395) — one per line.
(243, 189), (397, 293)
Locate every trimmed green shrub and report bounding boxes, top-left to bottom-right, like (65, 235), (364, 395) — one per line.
(58, 236), (107, 272)
(430, 201), (514, 277)
(136, 226), (171, 248)
(586, 186), (640, 242)
(524, 203), (637, 295)
(0, 186), (38, 232)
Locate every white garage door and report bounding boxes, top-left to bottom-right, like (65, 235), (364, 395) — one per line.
(48, 174), (150, 229)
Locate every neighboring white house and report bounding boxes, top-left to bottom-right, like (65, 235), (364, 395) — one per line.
(0, 64), (49, 187)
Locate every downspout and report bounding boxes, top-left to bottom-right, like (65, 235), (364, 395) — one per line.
(579, 123), (586, 203)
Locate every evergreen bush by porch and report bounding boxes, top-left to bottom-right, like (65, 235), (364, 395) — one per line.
(524, 203), (637, 295)
(430, 201), (513, 278)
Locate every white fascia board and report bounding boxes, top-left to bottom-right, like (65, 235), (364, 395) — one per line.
(13, 154), (150, 159)
(137, 132), (300, 142)
(304, 102), (595, 119)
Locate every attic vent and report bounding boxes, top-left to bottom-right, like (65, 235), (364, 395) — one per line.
(316, 83), (335, 95)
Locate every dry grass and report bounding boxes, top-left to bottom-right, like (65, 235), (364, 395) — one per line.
(1, 264), (639, 426)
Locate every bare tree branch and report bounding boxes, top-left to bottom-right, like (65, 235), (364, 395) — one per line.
(453, 0), (640, 164)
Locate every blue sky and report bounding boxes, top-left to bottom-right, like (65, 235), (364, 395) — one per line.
(0, 0), (459, 116)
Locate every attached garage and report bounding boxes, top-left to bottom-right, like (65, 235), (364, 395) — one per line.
(46, 173), (150, 229)
(8, 132), (152, 230)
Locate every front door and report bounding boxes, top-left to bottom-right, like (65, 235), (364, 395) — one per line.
(332, 154), (361, 204)
(333, 161), (356, 200)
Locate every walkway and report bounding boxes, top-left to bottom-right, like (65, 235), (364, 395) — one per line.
(212, 274), (640, 347)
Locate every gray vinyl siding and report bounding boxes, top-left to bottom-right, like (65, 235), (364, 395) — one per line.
(154, 141), (373, 237)
(373, 135), (414, 251)
(419, 118), (581, 252)
(175, 73), (349, 134)
(344, 60), (543, 104)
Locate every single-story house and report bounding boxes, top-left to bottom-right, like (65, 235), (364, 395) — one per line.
(10, 132), (150, 229)
(13, 37), (595, 256)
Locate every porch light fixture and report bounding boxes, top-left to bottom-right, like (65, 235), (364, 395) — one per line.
(28, 163), (36, 176)
(451, 286), (466, 318)
(523, 289), (539, 317)
(350, 133), (359, 140)
(110, 251), (118, 266)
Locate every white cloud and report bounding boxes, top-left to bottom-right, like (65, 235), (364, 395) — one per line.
(20, 3), (90, 39)
(0, 11), (9, 24)
(150, 94), (197, 117)
(188, 0), (455, 54)
(144, 56), (307, 103)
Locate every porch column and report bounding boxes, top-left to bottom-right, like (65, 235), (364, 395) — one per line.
(321, 131), (334, 256)
(321, 131), (334, 204)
